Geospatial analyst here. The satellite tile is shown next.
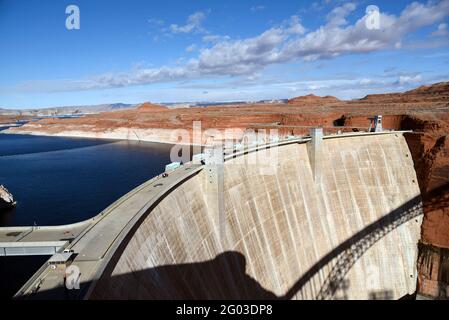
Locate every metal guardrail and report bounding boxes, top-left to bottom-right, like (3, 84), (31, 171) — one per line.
(0, 241), (67, 256)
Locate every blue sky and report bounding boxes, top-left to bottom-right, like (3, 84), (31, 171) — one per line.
(0, 0), (448, 108)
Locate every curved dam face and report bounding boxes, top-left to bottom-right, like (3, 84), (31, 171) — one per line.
(89, 133), (423, 300)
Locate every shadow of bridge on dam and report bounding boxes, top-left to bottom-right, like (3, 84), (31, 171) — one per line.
(22, 195), (423, 300)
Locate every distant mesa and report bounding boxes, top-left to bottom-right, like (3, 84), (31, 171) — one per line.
(406, 82), (449, 95)
(287, 94), (340, 105)
(137, 102), (169, 112)
(360, 81), (449, 102)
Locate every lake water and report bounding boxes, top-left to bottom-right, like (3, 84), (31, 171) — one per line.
(0, 131), (174, 298)
(0, 133), (174, 227)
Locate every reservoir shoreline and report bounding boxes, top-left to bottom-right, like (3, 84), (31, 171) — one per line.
(3, 127), (204, 146)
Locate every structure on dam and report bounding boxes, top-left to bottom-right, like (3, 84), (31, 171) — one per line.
(0, 129), (423, 300)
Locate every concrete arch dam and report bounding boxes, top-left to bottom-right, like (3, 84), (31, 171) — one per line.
(11, 132), (423, 299)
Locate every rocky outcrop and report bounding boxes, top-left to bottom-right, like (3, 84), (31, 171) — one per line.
(137, 102), (168, 112)
(0, 185), (16, 210)
(0, 115), (30, 125)
(360, 82), (449, 104)
(417, 243), (449, 299)
(287, 94), (340, 105)
(400, 114), (449, 299)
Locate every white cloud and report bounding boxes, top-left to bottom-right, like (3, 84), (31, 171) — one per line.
(398, 74), (422, 85)
(432, 22), (448, 36)
(202, 34), (231, 43)
(196, 27), (289, 75)
(173, 72), (436, 101)
(282, 1), (449, 61)
(283, 15), (307, 35)
(170, 11), (207, 34)
(191, 0), (449, 72)
(326, 2), (357, 27)
(5, 1), (449, 93)
(148, 18), (164, 26)
(186, 44), (197, 52)
(251, 5), (266, 12)
(359, 78), (374, 85)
